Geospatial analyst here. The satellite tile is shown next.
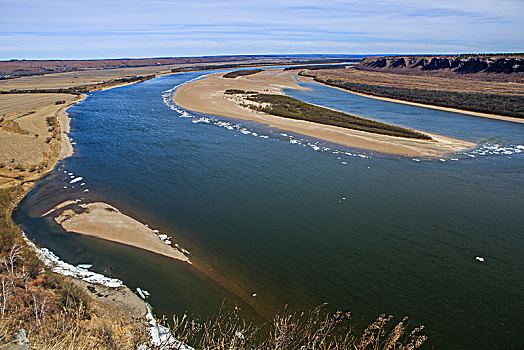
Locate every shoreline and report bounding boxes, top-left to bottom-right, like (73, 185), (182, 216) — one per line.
(303, 76), (524, 125)
(173, 70), (476, 158)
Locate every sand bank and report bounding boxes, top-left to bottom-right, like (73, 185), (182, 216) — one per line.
(52, 201), (191, 264)
(173, 70), (475, 157)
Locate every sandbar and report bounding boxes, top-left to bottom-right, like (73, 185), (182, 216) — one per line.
(173, 70), (476, 157)
(53, 201), (191, 264)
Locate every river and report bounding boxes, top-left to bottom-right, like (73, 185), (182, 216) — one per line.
(14, 70), (524, 348)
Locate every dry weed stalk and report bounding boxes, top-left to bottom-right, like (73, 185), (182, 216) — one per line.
(0, 243), (148, 349)
(162, 303), (427, 350)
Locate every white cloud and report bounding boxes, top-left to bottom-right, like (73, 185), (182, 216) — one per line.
(0, 0), (522, 59)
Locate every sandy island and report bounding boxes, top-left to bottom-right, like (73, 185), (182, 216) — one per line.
(173, 69), (476, 157)
(51, 201), (191, 264)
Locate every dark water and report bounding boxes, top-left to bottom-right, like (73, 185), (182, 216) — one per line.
(14, 71), (524, 349)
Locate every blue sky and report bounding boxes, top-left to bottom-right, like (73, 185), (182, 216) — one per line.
(0, 0), (522, 60)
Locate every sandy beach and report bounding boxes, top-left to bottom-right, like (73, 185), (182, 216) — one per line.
(173, 69), (476, 157)
(52, 201), (191, 264)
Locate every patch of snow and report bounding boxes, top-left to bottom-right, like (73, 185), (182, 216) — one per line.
(141, 304), (194, 350)
(235, 331), (245, 340)
(23, 234), (123, 288)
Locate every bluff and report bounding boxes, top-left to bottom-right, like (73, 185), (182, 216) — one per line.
(358, 54), (524, 81)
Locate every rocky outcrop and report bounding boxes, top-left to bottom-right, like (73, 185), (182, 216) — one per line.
(359, 54), (524, 76)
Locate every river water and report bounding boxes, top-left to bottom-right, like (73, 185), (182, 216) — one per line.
(14, 70), (524, 348)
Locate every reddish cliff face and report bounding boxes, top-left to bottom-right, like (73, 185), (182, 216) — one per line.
(359, 54), (524, 77)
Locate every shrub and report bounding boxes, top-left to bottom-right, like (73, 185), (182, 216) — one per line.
(245, 93), (431, 139)
(225, 89), (246, 94)
(45, 116), (56, 127)
(223, 69), (263, 78)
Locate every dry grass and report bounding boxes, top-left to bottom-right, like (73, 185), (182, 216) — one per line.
(0, 120), (28, 135)
(0, 94), (77, 172)
(0, 257), (149, 349)
(0, 66), (174, 91)
(163, 304), (427, 350)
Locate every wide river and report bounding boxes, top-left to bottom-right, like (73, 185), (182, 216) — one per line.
(15, 70), (523, 348)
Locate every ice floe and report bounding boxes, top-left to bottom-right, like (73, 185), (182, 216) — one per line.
(158, 234), (172, 245)
(235, 331), (245, 340)
(463, 143), (523, 158)
(174, 244), (190, 255)
(136, 287), (150, 299)
(70, 176), (83, 184)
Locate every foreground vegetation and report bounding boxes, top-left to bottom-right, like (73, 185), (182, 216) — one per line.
(233, 91), (431, 139)
(301, 72), (524, 118)
(223, 69), (263, 79)
(165, 305), (427, 349)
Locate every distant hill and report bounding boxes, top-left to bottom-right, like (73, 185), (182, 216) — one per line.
(0, 55), (358, 79)
(357, 54), (524, 82)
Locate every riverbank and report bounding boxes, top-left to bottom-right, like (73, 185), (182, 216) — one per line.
(173, 69), (476, 157)
(307, 77), (524, 125)
(297, 68), (524, 123)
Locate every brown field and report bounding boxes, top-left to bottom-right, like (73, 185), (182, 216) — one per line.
(0, 56), (278, 77)
(0, 94), (78, 175)
(0, 65), (175, 91)
(306, 68), (524, 96)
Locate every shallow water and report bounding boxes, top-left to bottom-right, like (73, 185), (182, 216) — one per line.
(15, 71), (524, 348)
